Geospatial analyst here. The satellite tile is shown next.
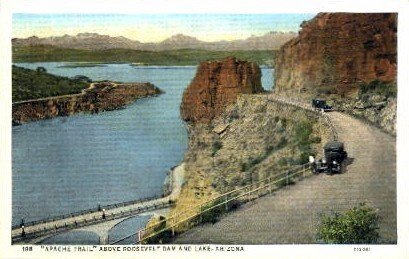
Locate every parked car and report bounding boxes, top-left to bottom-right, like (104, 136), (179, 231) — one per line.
(312, 99), (333, 112)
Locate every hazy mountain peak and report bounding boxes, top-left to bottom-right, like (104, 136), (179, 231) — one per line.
(76, 32), (101, 38)
(161, 34), (200, 43)
(13, 31), (296, 51)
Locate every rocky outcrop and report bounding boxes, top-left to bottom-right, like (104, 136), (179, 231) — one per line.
(331, 94), (397, 135)
(275, 13), (397, 95)
(181, 57), (264, 123)
(12, 82), (162, 125)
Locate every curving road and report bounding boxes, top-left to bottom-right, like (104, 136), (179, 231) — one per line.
(173, 109), (396, 244)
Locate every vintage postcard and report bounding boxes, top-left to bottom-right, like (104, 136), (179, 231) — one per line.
(1, 0), (408, 258)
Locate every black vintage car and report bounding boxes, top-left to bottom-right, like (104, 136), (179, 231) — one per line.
(311, 141), (348, 175)
(312, 99), (333, 112)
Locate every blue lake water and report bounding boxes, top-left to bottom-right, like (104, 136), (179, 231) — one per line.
(12, 63), (274, 228)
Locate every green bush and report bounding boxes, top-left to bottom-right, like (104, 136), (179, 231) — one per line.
(311, 136), (321, 144)
(211, 140), (223, 156)
(294, 120), (313, 146)
(294, 120), (314, 162)
(145, 216), (174, 244)
(201, 201), (225, 224)
(359, 80), (397, 98)
(275, 175), (295, 188)
(240, 156), (264, 172)
(298, 152), (310, 164)
(277, 158), (288, 167)
(317, 203), (380, 244)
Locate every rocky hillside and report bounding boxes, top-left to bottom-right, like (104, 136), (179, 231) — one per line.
(180, 57), (264, 123)
(274, 13), (397, 135)
(171, 94), (331, 227)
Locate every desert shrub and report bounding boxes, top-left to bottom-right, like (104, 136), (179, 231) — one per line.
(240, 156), (264, 172)
(311, 136), (321, 144)
(294, 120), (313, 145)
(294, 120), (314, 162)
(359, 80), (397, 98)
(228, 175), (243, 188)
(281, 118), (287, 128)
(270, 137), (288, 152)
(298, 152), (310, 164)
(228, 108), (240, 121)
(240, 162), (247, 172)
(265, 138), (287, 155)
(317, 203), (380, 244)
(145, 216), (174, 244)
(275, 175), (295, 188)
(201, 201), (225, 224)
(317, 85), (338, 95)
(211, 140), (223, 156)
(277, 157), (288, 167)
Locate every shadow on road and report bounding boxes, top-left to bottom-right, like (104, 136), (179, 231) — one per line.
(340, 157), (354, 174)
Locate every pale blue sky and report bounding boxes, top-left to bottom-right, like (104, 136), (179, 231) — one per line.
(13, 13), (315, 42)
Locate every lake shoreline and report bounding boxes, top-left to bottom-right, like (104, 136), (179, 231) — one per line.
(12, 81), (163, 125)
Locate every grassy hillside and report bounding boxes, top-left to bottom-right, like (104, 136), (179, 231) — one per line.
(12, 65), (89, 102)
(13, 45), (276, 66)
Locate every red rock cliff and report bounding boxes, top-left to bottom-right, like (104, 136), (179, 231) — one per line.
(274, 13), (397, 95)
(181, 57), (263, 123)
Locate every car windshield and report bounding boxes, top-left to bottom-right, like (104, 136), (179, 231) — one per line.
(324, 141), (344, 151)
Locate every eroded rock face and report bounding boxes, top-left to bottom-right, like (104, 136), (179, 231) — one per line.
(181, 57), (263, 123)
(275, 13), (397, 95)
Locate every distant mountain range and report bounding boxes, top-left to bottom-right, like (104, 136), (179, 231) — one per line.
(12, 31), (296, 51)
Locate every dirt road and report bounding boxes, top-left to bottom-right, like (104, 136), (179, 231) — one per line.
(173, 111), (396, 244)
